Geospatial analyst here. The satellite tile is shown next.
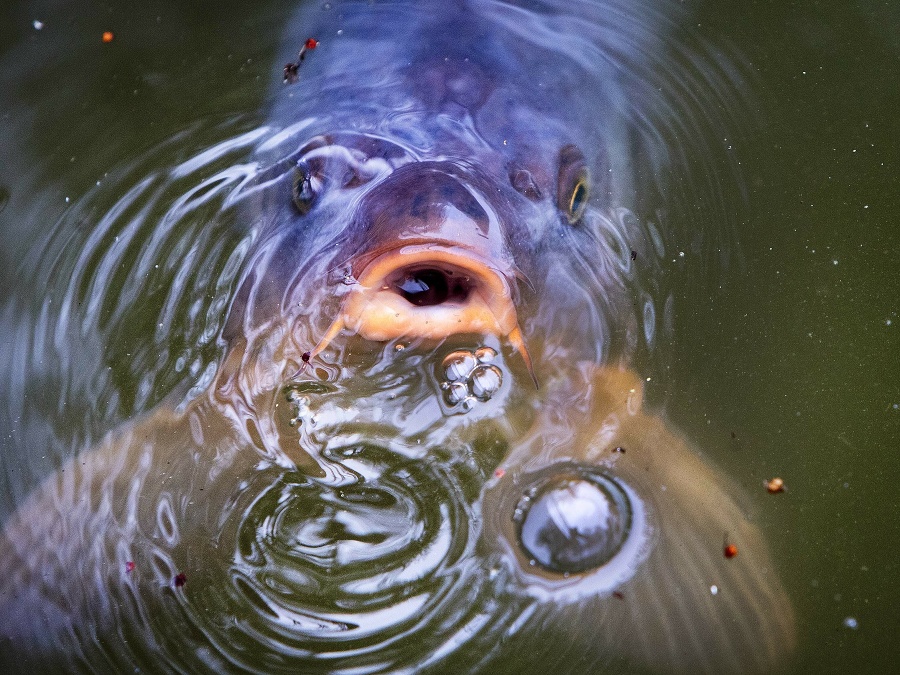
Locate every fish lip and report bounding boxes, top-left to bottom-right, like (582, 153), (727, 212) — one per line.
(308, 241), (534, 382)
(343, 242), (520, 341)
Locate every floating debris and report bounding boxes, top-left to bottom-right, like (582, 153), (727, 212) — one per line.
(174, 572), (187, 588)
(723, 533), (738, 559)
(284, 38), (319, 84)
(765, 477), (785, 494)
(102, 31), (115, 43)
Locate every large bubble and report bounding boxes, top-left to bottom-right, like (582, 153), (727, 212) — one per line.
(517, 472), (631, 574)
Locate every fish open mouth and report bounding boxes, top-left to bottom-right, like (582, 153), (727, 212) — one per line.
(309, 243), (533, 379)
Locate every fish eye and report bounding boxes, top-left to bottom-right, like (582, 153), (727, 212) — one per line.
(291, 140), (384, 214)
(291, 161), (318, 214)
(568, 178), (589, 220)
(557, 145), (590, 225)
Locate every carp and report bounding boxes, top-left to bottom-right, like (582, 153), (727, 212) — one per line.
(0, 0), (793, 672)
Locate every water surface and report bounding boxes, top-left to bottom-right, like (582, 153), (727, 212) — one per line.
(0, 0), (898, 672)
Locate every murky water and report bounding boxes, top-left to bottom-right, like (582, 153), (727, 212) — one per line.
(0, 0), (898, 673)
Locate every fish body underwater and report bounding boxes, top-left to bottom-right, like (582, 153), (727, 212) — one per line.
(0, 0), (794, 672)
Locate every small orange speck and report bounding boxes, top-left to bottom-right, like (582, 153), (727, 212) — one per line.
(765, 477), (785, 494)
(724, 543), (738, 559)
(102, 31), (114, 43)
(494, 467), (506, 479)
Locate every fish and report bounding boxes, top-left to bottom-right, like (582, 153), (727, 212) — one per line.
(479, 363), (795, 673)
(0, 0), (794, 672)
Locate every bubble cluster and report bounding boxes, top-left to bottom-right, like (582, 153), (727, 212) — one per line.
(439, 347), (503, 411)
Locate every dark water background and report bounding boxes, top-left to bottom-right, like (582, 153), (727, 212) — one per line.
(0, 0), (897, 672)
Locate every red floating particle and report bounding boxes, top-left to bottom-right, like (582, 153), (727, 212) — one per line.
(102, 31), (114, 43)
(284, 38), (320, 83)
(494, 467), (506, 479)
(765, 477), (785, 494)
(612, 591), (624, 600)
(723, 543), (738, 559)
(125, 561), (136, 573)
(174, 572), (187, 587)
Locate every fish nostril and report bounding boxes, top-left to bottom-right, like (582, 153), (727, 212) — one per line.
(391, 268), (470, 307)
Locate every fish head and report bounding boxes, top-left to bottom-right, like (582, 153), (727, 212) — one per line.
(241, 123), (628, 393)
(221, 4), (656, 394)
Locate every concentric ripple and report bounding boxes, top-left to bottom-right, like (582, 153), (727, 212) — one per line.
(168, 443), (527, 673)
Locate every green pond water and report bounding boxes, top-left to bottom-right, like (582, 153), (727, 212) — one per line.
(0, 0), (897, 672)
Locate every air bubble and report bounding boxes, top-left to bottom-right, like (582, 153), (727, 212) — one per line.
(442, 351), (477, 382)
(517, 473), (631, 574)
(470, 364), (502, 401)
(443, 381), (469, 405)
(474, 346), (497, 363)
